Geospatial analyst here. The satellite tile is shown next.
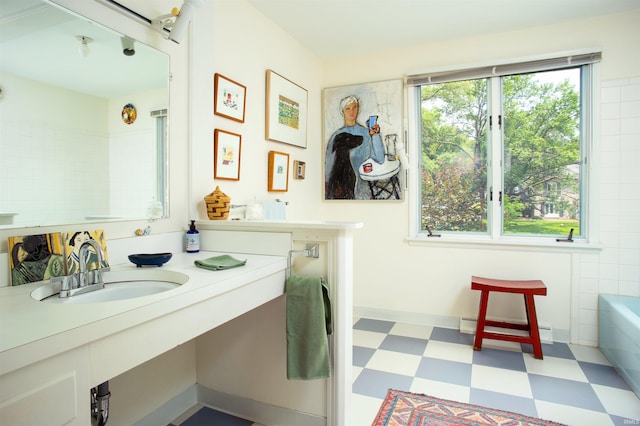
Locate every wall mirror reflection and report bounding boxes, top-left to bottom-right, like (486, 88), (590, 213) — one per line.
(0, 0), (170, 229)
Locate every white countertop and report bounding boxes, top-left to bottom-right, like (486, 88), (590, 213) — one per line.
(0, 251), (287, 376)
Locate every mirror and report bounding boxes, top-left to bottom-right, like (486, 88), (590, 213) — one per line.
(0, 0), (170, 228)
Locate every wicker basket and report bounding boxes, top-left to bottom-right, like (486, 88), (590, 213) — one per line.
(204, 186), (230, 220)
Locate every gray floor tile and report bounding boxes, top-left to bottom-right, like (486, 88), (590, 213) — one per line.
(579, 361), (632, 390)
(353, 345), (376, 367)
(430, 327), (475, 345)
(470, 388), (539, 418)
(521, 341), (575, 360)
(415, 357), (472, 387)
(379, 334), (428, 355)
(352, 368), (414, 399)
(529, 373), (606, 412)
(472, 347), (527, 372)
(181, 407), (252, 426)
(354, 318), (396, 333)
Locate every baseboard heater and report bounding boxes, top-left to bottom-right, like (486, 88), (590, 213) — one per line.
(459, 316), (553, 344)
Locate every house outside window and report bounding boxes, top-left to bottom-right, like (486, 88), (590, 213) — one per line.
(408, 52), (601, 243)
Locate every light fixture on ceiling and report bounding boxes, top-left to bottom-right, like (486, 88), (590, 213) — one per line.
(151, 0), (204, 44)
(121, 36), (135, 56)
(76, 35), (92, 57)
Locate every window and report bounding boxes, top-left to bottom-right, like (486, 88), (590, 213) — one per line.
(409, 52), (600, 242)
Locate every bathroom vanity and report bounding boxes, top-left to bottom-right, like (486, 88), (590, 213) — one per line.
(0, 220), (361, 425)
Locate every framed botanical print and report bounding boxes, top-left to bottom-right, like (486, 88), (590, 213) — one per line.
(266, 70), (307, 148)
(214, 73), (247, 123)
(267, 150), (289, 192)
(214, 129), (242, 180)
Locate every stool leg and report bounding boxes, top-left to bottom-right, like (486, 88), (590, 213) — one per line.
(525, 294), (543, 359)
(473, 290), (489, 351)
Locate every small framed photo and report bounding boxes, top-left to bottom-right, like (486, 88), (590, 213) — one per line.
(293, 160), (306, 179)
(214, 73), (246, 123)
(214, 129), (242, 180)
(268, 150), (289, 192)
(265, 70), (308, 148)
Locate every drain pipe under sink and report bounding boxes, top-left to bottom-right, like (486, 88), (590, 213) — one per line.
(91, 381), (110, 426)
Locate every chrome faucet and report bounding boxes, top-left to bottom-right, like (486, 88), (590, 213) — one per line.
(78, 239), (108, 287)
(56, 240), (110, 298)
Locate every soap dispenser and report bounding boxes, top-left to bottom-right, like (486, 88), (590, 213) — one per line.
(186, 220), (200, 253)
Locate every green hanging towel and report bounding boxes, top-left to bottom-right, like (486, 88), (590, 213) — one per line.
(285, 274), (332, 380)
(194, 254), (247, 271)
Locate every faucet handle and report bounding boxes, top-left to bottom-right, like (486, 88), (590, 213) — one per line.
(90, 269), (106, 285)
(77, 271), (88, 288)
(54, 275), (75, 298)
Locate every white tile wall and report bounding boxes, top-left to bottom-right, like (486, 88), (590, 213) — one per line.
(574, 76), (640, 346)
(0, 121), (109, 226)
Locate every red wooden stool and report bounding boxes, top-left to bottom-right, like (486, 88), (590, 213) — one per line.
(471, 276), (547, 359)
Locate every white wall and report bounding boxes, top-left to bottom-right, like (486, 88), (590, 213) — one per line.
(0, 72), (110, 226)
(320, 10), (640, 346)
(0, 0), (189, 254)
(188, 0), (324, 221)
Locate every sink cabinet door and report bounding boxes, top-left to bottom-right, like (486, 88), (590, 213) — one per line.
(0, 346), (91, 425)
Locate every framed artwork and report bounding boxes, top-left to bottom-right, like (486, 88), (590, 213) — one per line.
(8, 233), (65, 286)
(214, 129), (242, 180)
(293, 160), (306, 179)
(323, 79), (404, 201)
(268, 150), (290, 192)
(63, 229), (110, 275)
(214, 73), (246, 123)
(265, 69), (308, 148)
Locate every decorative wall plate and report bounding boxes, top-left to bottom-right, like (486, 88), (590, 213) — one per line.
(121, 103), (137, 124)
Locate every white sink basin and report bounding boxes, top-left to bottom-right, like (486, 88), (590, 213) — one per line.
(31, 269), (189, 304)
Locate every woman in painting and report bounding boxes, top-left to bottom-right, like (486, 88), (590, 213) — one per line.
(66, 231), (106, 274)
(325, 95), (386, 199)
(10, 235), (64, 285)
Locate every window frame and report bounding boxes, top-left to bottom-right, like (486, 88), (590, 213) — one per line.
(406, 51), (603, 253)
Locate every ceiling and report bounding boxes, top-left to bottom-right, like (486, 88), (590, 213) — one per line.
(244, 0), (640, 60)
(0, 0), (168, 99)
(1, 0), (638, 98)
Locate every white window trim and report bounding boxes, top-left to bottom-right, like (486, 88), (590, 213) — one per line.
(406, 50), (603, 253)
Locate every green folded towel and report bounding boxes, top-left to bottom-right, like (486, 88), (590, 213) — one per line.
(285, 274), (332, 380)
(194, 254), (247, 271)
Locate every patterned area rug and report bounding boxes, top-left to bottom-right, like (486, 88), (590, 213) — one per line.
(372, 389), (566, 426)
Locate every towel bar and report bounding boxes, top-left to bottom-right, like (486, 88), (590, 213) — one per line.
(287, 243), (319, 278)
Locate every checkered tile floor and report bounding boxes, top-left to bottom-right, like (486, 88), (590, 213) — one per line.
(352, 318), (640, 426)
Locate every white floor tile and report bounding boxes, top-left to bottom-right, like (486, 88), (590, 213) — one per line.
(389, 322), (433, 339)
(592, 384), (640, 420)
(569, 344), (612, 365)
(353, 329), (387, 349)
(479, 337), (523, 352)
(410, 377), (471, 403)
(352, 393), (382, 425)
(423, 340), (474, 364)
(352, 366), (363, 383)
(366, 349), (422, 376)
(471, 364), (533, 398)
(535, 400), (615, 426)
(523, 355), (588, 382)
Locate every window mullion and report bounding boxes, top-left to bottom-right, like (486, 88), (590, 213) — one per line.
(488, 77), (502, 239)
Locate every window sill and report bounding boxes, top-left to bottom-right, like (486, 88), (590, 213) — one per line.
(406, 235), (603, 253)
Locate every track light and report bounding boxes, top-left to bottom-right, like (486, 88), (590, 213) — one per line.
(151, 0), (204, 44)
(76, 35), (92, 57)
(121, 36), (135, 56)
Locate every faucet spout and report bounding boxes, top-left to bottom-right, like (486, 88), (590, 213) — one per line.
(57, 239), (109, 298)
(78, 239), (106, 273)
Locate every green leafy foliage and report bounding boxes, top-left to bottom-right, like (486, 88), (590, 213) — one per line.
(419, 69), (581, 235)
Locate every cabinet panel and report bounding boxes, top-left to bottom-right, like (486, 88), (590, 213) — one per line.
(0, 347), (90, 426)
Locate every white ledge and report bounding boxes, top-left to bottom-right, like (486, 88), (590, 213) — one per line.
(196, 219), (364, 231)
(406, 236), (603, 253)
